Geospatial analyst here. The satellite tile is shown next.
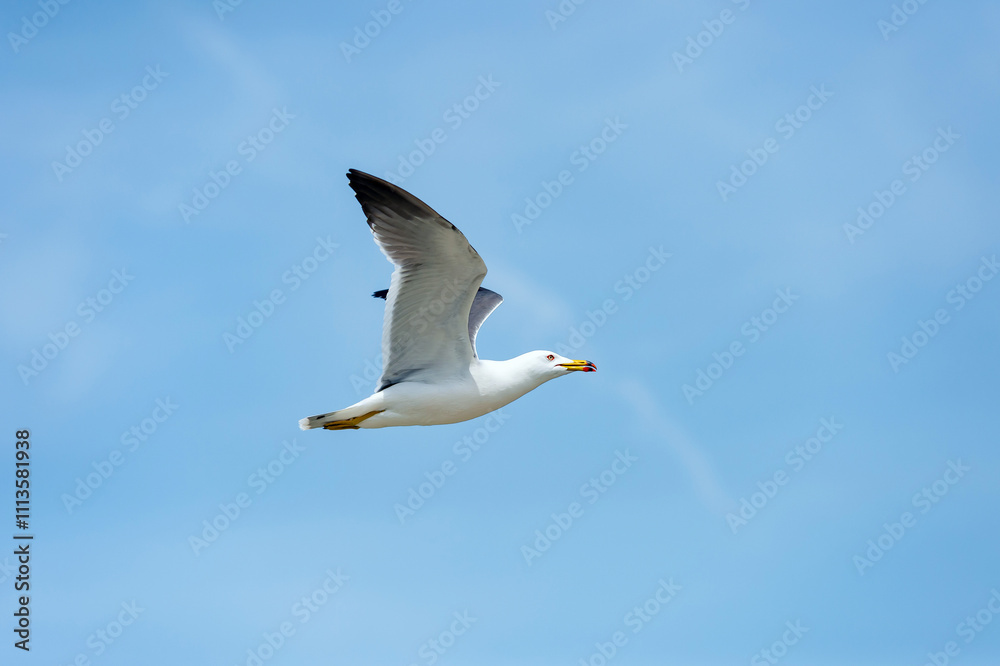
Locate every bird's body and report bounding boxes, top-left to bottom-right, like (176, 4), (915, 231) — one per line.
(299, 170), (595, 431)
(304, 355), (552, 429)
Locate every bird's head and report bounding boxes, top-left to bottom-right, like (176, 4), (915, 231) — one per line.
(532, 351), (597, 379)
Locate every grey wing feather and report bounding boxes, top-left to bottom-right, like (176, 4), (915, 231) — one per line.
(374, 286), (504, 358)
(347, 169), (487, 392)
(467, 287), (503, 358)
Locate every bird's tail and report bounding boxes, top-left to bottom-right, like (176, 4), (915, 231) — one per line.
(299, 412), (336, 430)
(299, 401), (385, 430)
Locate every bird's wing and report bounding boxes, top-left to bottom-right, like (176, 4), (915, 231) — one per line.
(348, 169), (487, 391)
(467, 287), (503, 358)
(374, 286), (504, 359)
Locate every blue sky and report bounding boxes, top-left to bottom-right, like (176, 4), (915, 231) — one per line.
(2, 0), (999, 664)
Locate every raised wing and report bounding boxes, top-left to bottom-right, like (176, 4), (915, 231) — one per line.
(348, 169), (487, 391)
(374, 286), (504, 359)
(466, 287), (503, 358)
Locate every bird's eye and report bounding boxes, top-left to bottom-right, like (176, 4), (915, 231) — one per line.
(546, 354), (554, 361)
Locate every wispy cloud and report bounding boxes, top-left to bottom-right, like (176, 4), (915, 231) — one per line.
(617, 378), (732, 513)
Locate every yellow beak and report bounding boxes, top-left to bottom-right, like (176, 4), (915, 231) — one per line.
(557, 359), (597, 372)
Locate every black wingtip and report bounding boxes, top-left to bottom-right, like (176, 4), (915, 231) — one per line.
(346, 169), (439, 224)
(346, 168), (386, 188)
(372, 289), (388, 300)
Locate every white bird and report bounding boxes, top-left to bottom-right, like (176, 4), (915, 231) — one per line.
(299, 169), (596, 431)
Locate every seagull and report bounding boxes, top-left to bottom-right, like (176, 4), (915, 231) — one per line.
(299, 169), (596, 430)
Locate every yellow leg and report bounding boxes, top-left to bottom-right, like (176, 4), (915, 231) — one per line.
(322, 409), (385, 430)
